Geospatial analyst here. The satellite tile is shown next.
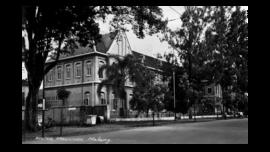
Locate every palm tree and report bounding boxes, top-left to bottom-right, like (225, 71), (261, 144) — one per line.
(97, 54), (143, 117)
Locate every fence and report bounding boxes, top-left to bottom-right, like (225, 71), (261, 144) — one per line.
(43, 105), (107, 126)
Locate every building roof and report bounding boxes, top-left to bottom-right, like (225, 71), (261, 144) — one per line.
(46, 31), (167, 71)
(48, 31), (118, 62)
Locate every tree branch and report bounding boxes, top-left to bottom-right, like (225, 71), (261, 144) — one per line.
(44, 36), (64, 74)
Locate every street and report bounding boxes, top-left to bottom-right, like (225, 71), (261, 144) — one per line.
(23, 118), (248, 144)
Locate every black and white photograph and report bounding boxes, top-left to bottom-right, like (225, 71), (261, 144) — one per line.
(22, 6), (248, 144)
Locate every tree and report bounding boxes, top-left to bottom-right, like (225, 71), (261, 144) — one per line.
(162, 6), (248, 116)
(161, 51), (204, 115)
(202, 6), (248, 112)
(22, 6), (166, 130)
(148, 84), (166, 126)
(161, 7), (215, 115)
(97, 54), (145, 117)
(130, 68), (166, 125)
(57, 88), (70, 136)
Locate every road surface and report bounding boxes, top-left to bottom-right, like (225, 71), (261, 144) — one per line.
(23, 118), (248, 144)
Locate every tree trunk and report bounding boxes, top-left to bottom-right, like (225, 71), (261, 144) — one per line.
(24, 61), (43, 131)
(25, 84), (39, 131)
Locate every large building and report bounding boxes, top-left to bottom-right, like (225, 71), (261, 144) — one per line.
(43, 30), (166, 120)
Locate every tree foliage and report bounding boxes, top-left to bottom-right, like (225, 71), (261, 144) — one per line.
(130, 68), (167, 116)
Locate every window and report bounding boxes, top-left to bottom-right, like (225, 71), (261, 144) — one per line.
(46, 74), (49, 82)
(49, 70), (53, 81)
(66, 64), (71, 79)
(128, 94), (133, 109)
(100, 92), (106, 104)
(156, 74), (161, 82)
(99, 61), (105, 79)
(207, 87), (212, 94)
(86, 61), (92, 76)
(84, 92), (90, 105)
(112, 92), (117, 110)
(57, 66), (62, 80)
(22, 92), (25, 106)
(75, 62), (81, 77)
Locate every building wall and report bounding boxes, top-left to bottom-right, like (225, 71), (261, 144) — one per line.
(44, 53), (108, 107)
(43, 32), (168, 119)
(204, 83), (222, 98)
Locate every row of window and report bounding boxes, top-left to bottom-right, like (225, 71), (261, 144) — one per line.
(47, 60), (105, 82)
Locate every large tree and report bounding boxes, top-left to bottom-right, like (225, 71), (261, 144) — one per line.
(22, 6), (166, 130)
(130, 68), (167, 125)
(202, 6), (248, 111)
(161, 6), (212, 115)
(162, 6), (248, 114)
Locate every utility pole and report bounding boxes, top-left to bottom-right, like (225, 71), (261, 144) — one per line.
(173, 47), (176, 121)
(173, 70), (176, 121)
(42, 70), (45, 137)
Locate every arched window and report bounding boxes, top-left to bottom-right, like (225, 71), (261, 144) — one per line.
(66, 64), (71, 79)
(99, 61), (105, 79)
(75, 62), (81, 77)
(100, 92), (106, 104)
(49, 70), (53, 81)
(86, 61), (92, 76)
(84, 92), (90, 105)
(57, 66), (62, 80)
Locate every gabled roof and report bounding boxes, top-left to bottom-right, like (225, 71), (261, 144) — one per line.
(48, 31), (118, 62)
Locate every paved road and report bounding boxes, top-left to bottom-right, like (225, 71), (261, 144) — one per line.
(23, 118), (248, 144)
